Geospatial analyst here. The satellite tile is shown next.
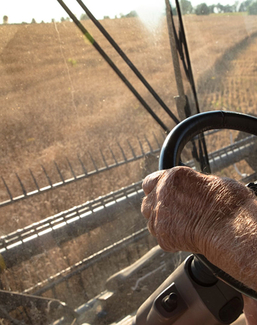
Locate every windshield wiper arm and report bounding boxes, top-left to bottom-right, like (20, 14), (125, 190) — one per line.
(76, 0), (180, 125)
(165, 0), (211, 173)
(57, 0), (170, 133)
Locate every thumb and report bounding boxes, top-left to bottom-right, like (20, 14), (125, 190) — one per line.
(142, 170), (164, 195)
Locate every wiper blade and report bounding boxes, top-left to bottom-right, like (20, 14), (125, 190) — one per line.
(57, 0), (171, 133)
(76, 0), (180, 125)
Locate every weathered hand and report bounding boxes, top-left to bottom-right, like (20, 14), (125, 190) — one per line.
(141, 166), (257, 322)
(141, 166), (253, 255)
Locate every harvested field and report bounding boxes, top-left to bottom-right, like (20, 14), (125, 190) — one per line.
(1, 15), (257, 232)
(0, 13), (257, 324)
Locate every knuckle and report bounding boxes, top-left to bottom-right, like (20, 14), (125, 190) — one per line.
(142, 170), (164, 194)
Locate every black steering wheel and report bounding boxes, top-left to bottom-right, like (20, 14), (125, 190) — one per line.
(159, 110), (257, 300)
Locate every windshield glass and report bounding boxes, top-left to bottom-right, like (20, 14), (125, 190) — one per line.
(0, 1), (257, 324)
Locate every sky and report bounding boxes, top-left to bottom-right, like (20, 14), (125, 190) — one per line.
(0, 0), (238, 24)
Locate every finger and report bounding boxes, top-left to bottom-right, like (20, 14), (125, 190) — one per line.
(141, 193), (155, 220)
(147, 216), (157, 237)
(142, 170), (164, 195)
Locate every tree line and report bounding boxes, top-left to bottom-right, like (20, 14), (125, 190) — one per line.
(80, 0), (257, 20)
(3, 0), (257, 24)
(176, 0), (257, 15)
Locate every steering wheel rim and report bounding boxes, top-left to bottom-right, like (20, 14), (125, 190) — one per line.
(159, 110), (257, 300)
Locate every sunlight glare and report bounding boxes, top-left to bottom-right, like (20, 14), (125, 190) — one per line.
(135, 0), (165, 31)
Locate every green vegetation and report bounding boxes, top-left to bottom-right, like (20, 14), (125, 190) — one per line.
(80, 13), (89, 20)
(61, 17), (70, 22)
(239, 0), (253, 12)
(195, 3), (210, 15)
(180, 0), (193, 14)
(119, 11), (138, 18)
(248, 1), (257, 14)
(172, 0), (256, 16)
(3, 15), (8, 24)
(125, 10), (138, 18)
(67, 58), (77, 66)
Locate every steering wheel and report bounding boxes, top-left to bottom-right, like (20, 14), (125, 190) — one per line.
(159, 110), (257, 300)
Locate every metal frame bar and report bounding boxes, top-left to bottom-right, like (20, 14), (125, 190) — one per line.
(0, 134), (161, 208)
(0, 181), (144, 268)
(24, 227), (148, 295)
(0, 289), (78, 322)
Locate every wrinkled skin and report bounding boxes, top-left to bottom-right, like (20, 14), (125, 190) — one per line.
(141, 166), (257, 325)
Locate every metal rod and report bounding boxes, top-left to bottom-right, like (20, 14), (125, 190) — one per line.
(117, 142), (127, 161)
(175, 0), (200, 114)
(137, 137), (145, 155)
(41, 165), (52, 187)
(29, 169), (40, 191)
(1, 177), (13, 201)
(77, 154), (88, 175)
(166, 0), (211, 173)
(54, 161), (65, 183)
(66, 157), (76, 179)
(56, 0), (170, 133)
(89, 153), (98, 171)
(153, 132), (161, 148)
(165, 0), (186, 100)
(15, 173), (27, 196)
(175, 0), (211, 172)
(144, 135), (153, 152)
(127, 140), (136, 158)
(76, 0), (180, 125)
(109, 146), (118, 164)
(100, 150), (109, 168)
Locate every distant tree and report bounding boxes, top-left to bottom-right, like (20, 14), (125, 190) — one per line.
(80, 13), (89, 20)
(51, 18), (55, 23)
(180, 0), (193, 14)
(3, 15), (8, 24)
(234, 1), (240, 11)
(31, 18), (36, 24)
(230, 3), (238, 12)
(248, 1), (257, 14)
(125, 10), (138, 17)
(208, 4), (216, 13)
(239, 0), (253, 12)
(61, 17), (65, 22)
(223, 4), (234, 12)
(215, 3), (235, 13)
(66, 17), (70, 21)
(103, 15), (110, 19)
(216, 3), (225, 12)
(195, 3), (210, 15)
